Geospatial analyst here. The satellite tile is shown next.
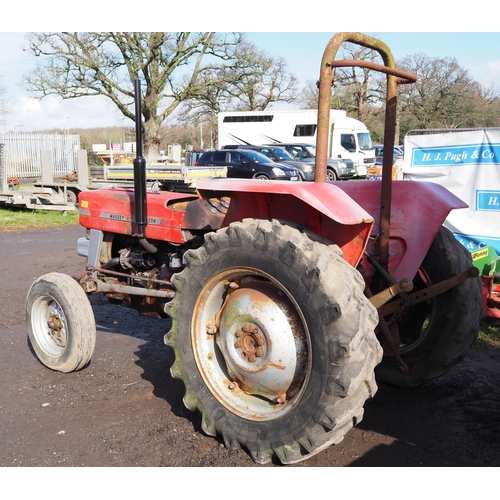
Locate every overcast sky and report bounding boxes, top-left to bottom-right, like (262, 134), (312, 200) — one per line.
(1, 4), (499, 134)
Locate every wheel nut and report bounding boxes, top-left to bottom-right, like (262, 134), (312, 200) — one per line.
(206, 322), (217, 335)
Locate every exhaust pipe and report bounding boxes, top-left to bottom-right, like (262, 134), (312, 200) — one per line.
(133, 79), (157, 254)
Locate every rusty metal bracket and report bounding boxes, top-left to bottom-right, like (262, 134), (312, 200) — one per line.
(378, 266), (479, 317)
(81, 278), (175, 299)
(364, 250), (413, 304)
(369, 278), (413, 309)
(365, 285), (409, 374)
(377, 314), (409, 374)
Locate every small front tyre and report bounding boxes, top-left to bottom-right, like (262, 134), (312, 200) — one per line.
(26, 272), (96, 373)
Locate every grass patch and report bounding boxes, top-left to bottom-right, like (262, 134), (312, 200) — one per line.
(475, 320), (500, 349)
(0, 206), (80, 231)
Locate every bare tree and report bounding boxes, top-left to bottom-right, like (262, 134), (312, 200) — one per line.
(397, 53), (500, 133)
(23, 32), (243, 160)
(0, 75), (12, 131)
(177, 39), (298, 148)
(329, 43), (384, 123)
(224, 40), (298, 111)
(297, 43), (383, 121)
(177, 67), (233, 149)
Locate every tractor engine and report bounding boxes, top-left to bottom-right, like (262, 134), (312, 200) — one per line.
(83, 234), (187, 320)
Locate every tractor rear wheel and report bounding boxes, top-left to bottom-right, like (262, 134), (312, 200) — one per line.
(165, 219), (381, 464)
(376, 226), (483, 387)
(26, 272), (96, 373)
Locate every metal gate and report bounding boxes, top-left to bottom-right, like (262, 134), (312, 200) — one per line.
(1, 132), (81, 179)
(0, 143), (5, 191)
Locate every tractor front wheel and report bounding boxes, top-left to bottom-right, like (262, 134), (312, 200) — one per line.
(165, 219), (381, 464)
(26, 272), (96, 373)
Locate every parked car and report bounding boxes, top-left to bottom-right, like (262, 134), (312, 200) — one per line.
(265, 142), (356, 180)
(195, 149), (300, 181)
(374, 144), (404, 165)
(222, 144), (314, 181)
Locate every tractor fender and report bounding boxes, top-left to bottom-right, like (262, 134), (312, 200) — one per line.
(196, 179), (374, 269)
(337, 180), (468, 282)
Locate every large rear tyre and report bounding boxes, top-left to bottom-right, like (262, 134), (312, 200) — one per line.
(165, 219), (381, 464)
(26, 272), (96, 373)
(376, 227), (483, 387)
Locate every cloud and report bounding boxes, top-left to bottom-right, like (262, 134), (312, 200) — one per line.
(21, 96), (42, 112)
(482, 60), (500, 87)
(4, 93), (127, 133)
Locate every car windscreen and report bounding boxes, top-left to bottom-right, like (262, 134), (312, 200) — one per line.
(270, 147), (294, 161)
(241, 151), (273, 163)
(357, 133), (373, 151)
(304, 145), (316, 156)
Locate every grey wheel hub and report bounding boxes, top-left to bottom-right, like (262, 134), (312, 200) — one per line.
(192, 269), (311, 421)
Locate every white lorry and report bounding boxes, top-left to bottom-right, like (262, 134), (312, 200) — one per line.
(217, 109), (375, 176)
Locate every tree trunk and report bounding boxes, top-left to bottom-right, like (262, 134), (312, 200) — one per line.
(143, 118), (162, 163)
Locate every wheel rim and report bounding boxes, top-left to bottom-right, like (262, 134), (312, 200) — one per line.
(31, 295), (68, 357)
(191, 268), (311, 421)
(66, 191), (77, 204)
(326, 170), (336, 181)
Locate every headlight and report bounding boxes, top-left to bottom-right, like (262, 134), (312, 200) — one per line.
(339, 162), (347, 168)
(302, 164), (312, 172)
(272, 167), (287, 176)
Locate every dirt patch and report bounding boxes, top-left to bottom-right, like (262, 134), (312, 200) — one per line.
(1, 225), (499, 467)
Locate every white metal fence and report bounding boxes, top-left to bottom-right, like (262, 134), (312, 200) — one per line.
(0, 143), (5, 191)
(1, 133), (81, 179)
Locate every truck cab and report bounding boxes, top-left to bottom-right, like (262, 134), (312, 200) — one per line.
(334, 116), (375, 176)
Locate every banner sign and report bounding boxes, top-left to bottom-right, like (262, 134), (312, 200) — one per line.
(403, 129), (500, 255)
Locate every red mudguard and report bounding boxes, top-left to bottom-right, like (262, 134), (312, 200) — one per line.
(337, 180), (468, 282)
(79, 179), (466, 283)
(196, 179), (467, 282)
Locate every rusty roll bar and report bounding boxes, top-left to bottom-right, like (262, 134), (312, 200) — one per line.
(315, 32), (417, 269)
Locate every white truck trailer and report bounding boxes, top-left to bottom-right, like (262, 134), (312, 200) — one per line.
(217, 109), (375, 176)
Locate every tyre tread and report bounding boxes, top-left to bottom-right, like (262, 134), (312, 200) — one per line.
(166, 219), (381, 464)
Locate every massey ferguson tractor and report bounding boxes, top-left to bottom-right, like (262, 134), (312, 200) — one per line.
(25, 33), (483, 465)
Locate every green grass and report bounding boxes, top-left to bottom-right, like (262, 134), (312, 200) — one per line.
(476, 320), (500, 349)
(0, 206), (80, 231)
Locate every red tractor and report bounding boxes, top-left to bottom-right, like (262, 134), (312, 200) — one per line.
(25, 33), (483, 464)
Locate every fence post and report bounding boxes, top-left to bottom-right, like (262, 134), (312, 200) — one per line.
(41, 150), (53, 183)
(77, 150), (89, 187)
(0, 143), (6, 192)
